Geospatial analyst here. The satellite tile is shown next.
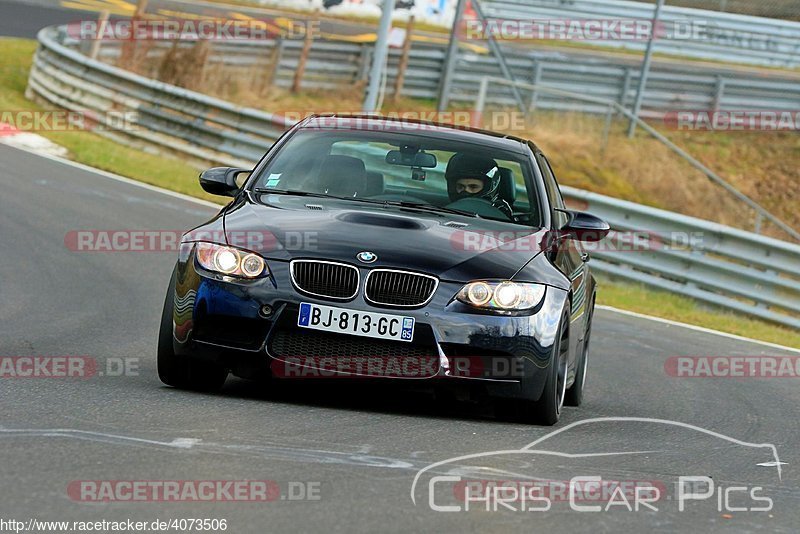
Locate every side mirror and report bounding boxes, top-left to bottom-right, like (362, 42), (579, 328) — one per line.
(199, 167), (249, 197)
(559, 210), (610, 242)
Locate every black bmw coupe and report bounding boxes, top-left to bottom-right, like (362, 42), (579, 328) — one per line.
(158, 115), (609, 425)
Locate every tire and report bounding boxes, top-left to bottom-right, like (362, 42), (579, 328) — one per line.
(519, 312), (570, 426)
(564, 298), (594, 407)
(157, 265), (228, 392)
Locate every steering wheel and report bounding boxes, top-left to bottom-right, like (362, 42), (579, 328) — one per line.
(445, 197), (511, 220)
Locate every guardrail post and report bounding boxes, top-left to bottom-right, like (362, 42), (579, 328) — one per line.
(471, 0), (526, 111)
(528, 60), (543, 111)
(197, 40), (212, 89)
(474, 76), (489, 127)
(292, 12), (316, 93)
(358, 46), (372, 82)
(619, 68), (633, 108)
(628, 0), (665, 138)
(391, 15), (415, 102)
(88, 10), (109, 61)
(363, 0), (393, 112)
(712, 75), (726, 112)
(437, 0), (467, 111)
(134, 0), (148, 17)
(601, 104), (613, 155)
(120, 0), (150, 71)
(262, 38), (284, 93)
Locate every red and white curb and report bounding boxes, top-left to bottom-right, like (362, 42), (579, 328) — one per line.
(0, 123), (68, 157)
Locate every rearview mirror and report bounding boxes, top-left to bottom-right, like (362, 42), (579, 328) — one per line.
(559, 210), (610, 242)
(199, 167), (249, 197)
(385, 150), (437, 168)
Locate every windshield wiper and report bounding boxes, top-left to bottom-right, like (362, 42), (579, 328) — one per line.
(251, 188), (342, 199)
(252, 190), (479, 219)
(333, 197), (479, 218)
(385, 201), (480, 218)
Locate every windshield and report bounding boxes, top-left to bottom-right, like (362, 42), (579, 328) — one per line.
(250, 129), (542, 226)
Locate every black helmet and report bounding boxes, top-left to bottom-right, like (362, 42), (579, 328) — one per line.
(445, 153), (502, 205)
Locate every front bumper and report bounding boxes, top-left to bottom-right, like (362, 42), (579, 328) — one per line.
(171, 251), (568, 401)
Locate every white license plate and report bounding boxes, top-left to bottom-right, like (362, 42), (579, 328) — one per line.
(297, 302), (415, 342)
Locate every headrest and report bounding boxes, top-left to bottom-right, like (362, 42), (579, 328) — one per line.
(497, 167), (516, 206)
(318, 155), (367, 197)
(364, 171), (384, 197)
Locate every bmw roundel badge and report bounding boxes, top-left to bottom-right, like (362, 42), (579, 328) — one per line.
(357, 251), (377, 263)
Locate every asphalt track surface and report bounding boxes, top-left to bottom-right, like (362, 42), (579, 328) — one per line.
(0, 143), (799, 533)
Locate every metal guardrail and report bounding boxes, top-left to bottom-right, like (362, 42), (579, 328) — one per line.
(562, 186), (800, 330)
(474, 77), (800, 242)
(482, 0), (800, 69)
(27, 26), (800, 329)
(31, 29), (293, 169)
(73, 28), (800, 121)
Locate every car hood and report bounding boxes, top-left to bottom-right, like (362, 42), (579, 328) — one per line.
(221, 195), (550, 282)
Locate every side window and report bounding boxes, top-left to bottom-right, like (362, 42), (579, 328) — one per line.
(537, 154), (568, 228)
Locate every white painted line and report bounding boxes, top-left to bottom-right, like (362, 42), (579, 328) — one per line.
(0, 122), (68, 157)
(0, 142), (224, 210)
(5, 142), (799, 354)
(411, 416), (784, 504)
(597, 305), (800, 354)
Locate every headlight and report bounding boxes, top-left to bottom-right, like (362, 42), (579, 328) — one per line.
(456, 281), (546, 311)
(194, 242), (267, 278)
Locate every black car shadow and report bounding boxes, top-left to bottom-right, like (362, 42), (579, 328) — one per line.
(202, 375), (513, 424)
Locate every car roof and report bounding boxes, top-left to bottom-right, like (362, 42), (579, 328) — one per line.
(297, 114), (539, 155)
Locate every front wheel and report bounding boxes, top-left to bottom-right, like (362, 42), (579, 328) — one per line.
(519, 312), (569, 426)
(157, 265), (227, 392)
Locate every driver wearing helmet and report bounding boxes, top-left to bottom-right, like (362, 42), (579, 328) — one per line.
(445, 153), (513, 219)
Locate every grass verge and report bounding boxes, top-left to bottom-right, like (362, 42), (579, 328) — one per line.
(2, 36), (797, 349)
(598, 279), (800, 349)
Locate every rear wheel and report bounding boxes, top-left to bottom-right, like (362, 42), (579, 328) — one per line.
(157, 265), (227, 392)
(565, 298), (594, 407)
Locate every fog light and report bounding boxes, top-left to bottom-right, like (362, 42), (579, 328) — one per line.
(259, 304), (273, 318)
